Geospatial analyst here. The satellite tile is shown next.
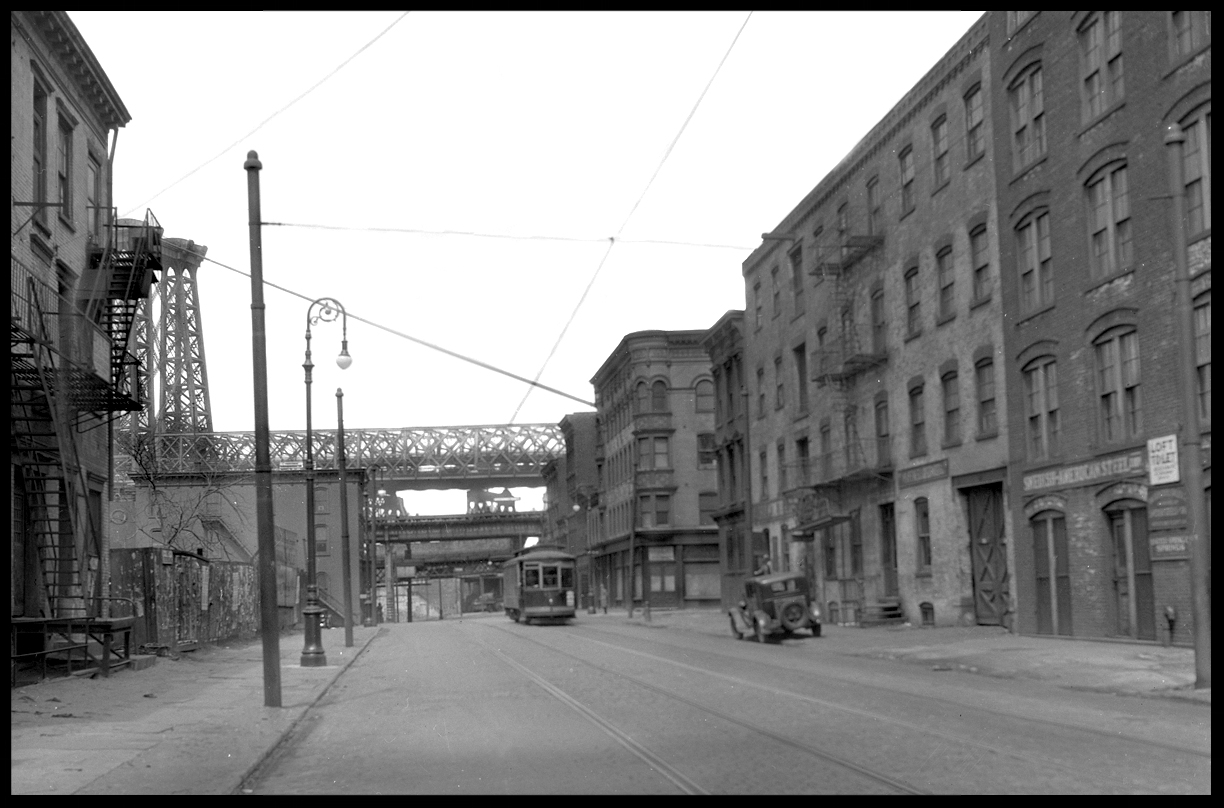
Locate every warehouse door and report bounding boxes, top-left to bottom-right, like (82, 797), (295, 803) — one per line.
(966, 484), (1007, 625)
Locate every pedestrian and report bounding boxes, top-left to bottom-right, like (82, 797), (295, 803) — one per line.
(599, 583), (608, 614)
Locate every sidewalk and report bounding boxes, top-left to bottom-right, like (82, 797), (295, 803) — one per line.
(596, 606), (1211, 705)
(11, 625), (380, 795)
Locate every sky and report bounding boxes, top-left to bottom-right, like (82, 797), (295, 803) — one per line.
(68, 11), (982, 513)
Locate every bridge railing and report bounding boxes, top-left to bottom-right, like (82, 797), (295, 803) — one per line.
(120, 424), (565, 479)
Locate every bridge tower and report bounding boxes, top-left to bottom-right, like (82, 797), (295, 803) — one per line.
(122, 238), (212, 440)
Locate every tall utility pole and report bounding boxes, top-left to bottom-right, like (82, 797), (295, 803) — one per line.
(337, 388), (354, 648)
(245, 151), (281, 707)
(1164, 123), (1210, 689)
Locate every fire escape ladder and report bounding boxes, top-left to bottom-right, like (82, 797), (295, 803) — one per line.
(12, 278), (93, 618)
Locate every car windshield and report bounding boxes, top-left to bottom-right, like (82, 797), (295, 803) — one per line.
(767, 578), (804, 595)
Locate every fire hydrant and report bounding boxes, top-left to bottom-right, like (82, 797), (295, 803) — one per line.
(1164, 605), (1177, 647)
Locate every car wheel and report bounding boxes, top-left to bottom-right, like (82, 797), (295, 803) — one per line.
(780, 603), (806, 632)
(754, 618), (768, 644)
(729, 614), (743, 640)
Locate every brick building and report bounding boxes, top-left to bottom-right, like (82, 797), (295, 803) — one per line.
(702, 310), (769, 608)
(741, 14), (1014, 628)
(589, 331), (721, 609)
(988, 11), (1211, 642)
(11, 12), (160, 621)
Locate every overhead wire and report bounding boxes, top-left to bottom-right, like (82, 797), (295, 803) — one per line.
(120, 11), (410, 218)
(164, 244), (596, 409)
(505, 10), (754, 424)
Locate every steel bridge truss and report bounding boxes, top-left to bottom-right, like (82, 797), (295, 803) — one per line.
(119, 423), (564, 482)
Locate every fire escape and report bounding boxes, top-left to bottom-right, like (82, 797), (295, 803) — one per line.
(10, 212), (162, 620)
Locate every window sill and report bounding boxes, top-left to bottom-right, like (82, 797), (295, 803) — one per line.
(915, 570), (933, 579)
(970, 294), (992, 311)
(964, 151), (985, 171)
(1078, 100), (1126, 137)
(58, 214), (76, 233)
(1009, 154), (1047, 185)
(909, 451), (929, 461)
(942, 438), (963, 450)
(1164, 42), (1212, 79)
(31, 216), (53, 240)
(1083, 268), (1134, 295)
(904, 330), (923, 344)
(976, 431), (999, 442)
(931, 178), (950, 197)
(936, 311), (956, 328)
(1015, 302), (1056, 326)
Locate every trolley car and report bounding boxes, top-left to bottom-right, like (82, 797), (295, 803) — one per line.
(502, 545), (577, 624)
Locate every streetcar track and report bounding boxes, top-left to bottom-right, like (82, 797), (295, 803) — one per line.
(483, 623), (924, 794)
(572, 623), (1211, 760)
(478, 640), (707, 795)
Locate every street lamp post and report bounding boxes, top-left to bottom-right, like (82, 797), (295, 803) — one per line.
(245, 151), (281, 707)
(337, 388), (354, 648)
(301, 297), (352, 667)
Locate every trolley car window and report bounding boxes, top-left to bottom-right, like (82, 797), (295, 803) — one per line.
(542, 566), (559, 588)
(561, 567), (574, 589)
(524, 566), (540, 588)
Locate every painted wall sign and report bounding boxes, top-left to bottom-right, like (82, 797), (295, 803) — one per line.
(1147, 435), (1180, 485)
(1097, 480), (1148, 505)
(1023, 494), (1068, 519)
(1150, 532), (1193, 561)
(1022, 450), (1145, 493)
(1148, 487), (1189, 532)
(898, 458), (949, 489)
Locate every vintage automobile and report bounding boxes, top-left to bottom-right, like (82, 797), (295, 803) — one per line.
(729, 571), (822, 642)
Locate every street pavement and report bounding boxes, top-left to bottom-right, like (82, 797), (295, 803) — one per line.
(10, 610), (1209, 794)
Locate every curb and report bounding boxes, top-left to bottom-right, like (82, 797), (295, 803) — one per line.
(232, 628), (383, 795)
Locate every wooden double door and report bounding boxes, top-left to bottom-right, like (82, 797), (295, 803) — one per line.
(966, 484), (1008, 626)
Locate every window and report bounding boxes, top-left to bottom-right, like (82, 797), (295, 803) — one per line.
(756, 368), (765, 417)
(932, 116), (949, 187)
(1096, 329), (1141, 442)
(937, 246), (955, 320)
(86, 154), (102, 244)
(1017, 211), (1053, 313)
(1007, 11), (1036, 35)
(816, 326), (828, 377)
(844, 406), (860, 468)
(905, 267), (921, 336)
(976, 359), (998, 436)
(871, 290), (886, 354)
(867, 176), (882, 235)
(695, 379), (714, 412)
(849, 510), (863, 576)
(635, 381), (649, 414)
(1183, 108), (1212, 237)
(638, 494), (671, 528)
(698, 492), (718, 525)
(915, 498), (931, 571)
(942, 371), (961, 446)
(796, 437), (811, 485)
(1172, 10), (1211, 58)
(33, 80), (48, 225)
(1088, 164), (1132, 277)
(759, 451), (768, 499)
(819, 421), (832, 479)
(899, 147), (916, 215)
(790, 246), (804, 313)
(1194, 294), (1210, 421)
(971, 226), (991, 302)
(1081, 11), (1124, 122)
(1024, 358), (1060, 459)
(824, 532), (837, 579)
(777, 443), (787, 492)
(698, 432), (717, 466)
(1010, 64), (1046, 169)
(837, 203), (849, 244)
(57, 120), (73, 224)
(965, 85), (985, 163)
(774, 356), (784, 410)
(771, 267), (782, 318)
(875, 398), (891, 466)
(754, 281), (763, 328)
(315, 524), (330, 556)
(637, 436), (670, 469)
(651, 380), (669, 412)
(793, 344), (809, 414)
(909, 384), (927, 457)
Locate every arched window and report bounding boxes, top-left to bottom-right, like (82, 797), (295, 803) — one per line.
(635, 381), (649, 414)
(651, 380), (669, 412)
(695, 379), (714, 412)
